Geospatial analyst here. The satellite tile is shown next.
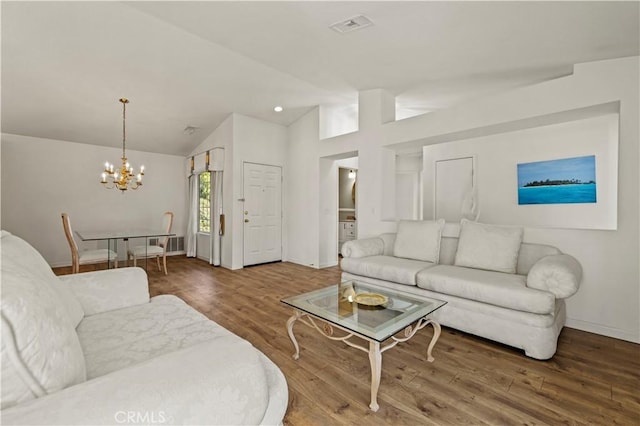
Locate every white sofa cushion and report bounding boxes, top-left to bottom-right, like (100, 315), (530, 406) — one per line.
(2, 339), (271, 426)
(341, 255), (435, 286)
(0, 231), (84, 327)
(1, 232), (87, 409)
(49, 281), (85, 328)
(2, 270), (86, 409)
(454, 219), (523, 273)
(416, 265), (555, 314)
(60, 268), (150, 316)
(77, 295), (234, 378)
(516, 243), (562, 275)
(393, 219), (445, 263)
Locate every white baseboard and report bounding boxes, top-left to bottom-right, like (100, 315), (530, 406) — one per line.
(566, 317), (640, 344)
(286, 257), (320, 269)
(319, 261), (338, 268)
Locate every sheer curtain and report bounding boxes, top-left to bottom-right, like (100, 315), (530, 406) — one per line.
(185, 174), (198, 257)
(209, 171), (223, 266)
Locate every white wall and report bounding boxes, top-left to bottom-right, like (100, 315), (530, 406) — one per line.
(319, 103), (358, 140)
(319, 158), (339, 268)
(286, 108), (320, 267)
(396, 154), (422, 220)
(423, 114), (619, 230)
(1, 133), (188, 267)
(286, 56), (640, 343)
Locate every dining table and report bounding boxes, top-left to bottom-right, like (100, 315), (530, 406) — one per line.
(75, 229), (176, 269)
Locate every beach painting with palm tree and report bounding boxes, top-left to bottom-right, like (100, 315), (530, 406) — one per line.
(517, 155), (596, 205)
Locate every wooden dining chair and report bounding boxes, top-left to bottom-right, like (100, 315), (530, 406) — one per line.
(61, 213), (118, 273)
(127, 211), (174, 275)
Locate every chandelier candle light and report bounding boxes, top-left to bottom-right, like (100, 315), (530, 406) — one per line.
(101, 98), (144, 192)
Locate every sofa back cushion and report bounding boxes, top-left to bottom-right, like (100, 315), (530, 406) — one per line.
(393, 219), (445, 263)
(439, 237), (459, 265)
(454, 219), (523, 274)
(435, 236), (563, 276)
(1, 231), (87, 409)
(0, 231), (84, 327)
(379, 233), (397, 256)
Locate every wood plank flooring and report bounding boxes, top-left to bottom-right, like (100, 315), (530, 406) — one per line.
(55, 257), (640, 425)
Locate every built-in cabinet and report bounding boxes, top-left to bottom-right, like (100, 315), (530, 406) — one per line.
(339, 221), (357, 247)
(338, 167), (357, 253)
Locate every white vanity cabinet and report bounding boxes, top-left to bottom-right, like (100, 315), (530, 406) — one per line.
(338, 221), (357, 253)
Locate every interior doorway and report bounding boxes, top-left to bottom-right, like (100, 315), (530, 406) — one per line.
(337, 158), (358, 256)
(243, 162), (282, 266)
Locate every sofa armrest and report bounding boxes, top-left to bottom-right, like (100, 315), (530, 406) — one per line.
(341, 237), (384, 258)
(58, 267), (150, 316)
(0, 339), (271, 425)
(526, 254), (582, 299)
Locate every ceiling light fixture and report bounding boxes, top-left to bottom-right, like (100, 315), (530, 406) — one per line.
(274, 106), (283, 112)
(183, 125), (199, 136)
(101, 98), (144, 192)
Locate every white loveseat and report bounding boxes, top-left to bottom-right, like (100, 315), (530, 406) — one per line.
(1, 230), (288, 425)
(341, 219), (582, 360)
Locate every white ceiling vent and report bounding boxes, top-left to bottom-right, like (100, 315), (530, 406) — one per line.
(330, 15), (373, 34)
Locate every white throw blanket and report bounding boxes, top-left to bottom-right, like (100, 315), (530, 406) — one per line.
(2, 339), (270, 425)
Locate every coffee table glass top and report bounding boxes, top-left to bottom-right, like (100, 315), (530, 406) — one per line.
(281, 281), (446, 342)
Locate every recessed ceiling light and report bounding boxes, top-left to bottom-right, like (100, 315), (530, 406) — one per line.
(274, 106), (283, 112)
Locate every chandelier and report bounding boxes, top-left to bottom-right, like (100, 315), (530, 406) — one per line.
(101, 98), (144, 191)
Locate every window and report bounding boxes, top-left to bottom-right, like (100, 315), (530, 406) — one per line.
(198, 172), (210, 233)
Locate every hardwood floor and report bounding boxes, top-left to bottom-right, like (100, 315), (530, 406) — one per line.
(56, 256), (640, 425)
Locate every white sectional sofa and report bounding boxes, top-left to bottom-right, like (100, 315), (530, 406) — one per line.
(1, 230), (288, 425)
(341, 219), (582, 360)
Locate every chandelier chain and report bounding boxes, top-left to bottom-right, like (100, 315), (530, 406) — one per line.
(122, 98), (126, 158)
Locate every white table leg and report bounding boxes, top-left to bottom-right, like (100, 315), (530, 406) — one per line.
(368, 340), (382, 412)
(286, 310), (301, 360)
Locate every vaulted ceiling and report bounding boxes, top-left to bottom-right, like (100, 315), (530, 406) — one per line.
(2, 1), (638, 156)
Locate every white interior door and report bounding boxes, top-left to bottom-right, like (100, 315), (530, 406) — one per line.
(435, 157), (474, 222)
(243, 163), (282, 266)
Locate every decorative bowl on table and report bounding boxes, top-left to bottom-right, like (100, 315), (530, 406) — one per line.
(354, 293), (388, 307)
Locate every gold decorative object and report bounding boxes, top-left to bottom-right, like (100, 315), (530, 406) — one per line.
(101, 98), (144, 192)
(354, 293), (388, 306)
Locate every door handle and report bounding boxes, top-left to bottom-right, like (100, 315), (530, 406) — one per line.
(244, 219), (250, 223)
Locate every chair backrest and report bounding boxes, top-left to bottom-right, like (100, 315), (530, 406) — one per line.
(61, 213), (79, 264)
(159, 212), (174, 249)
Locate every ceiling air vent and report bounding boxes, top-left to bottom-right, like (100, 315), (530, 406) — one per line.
(330, 15), (373, 34)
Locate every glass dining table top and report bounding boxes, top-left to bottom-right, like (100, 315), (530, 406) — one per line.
(281, 280), (446, 342)
(75, 229), (175, 241)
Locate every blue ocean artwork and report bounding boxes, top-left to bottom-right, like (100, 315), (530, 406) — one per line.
(517, 155), (597, 205)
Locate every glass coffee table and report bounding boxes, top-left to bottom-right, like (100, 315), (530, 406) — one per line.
(281, 280), (446, 411)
